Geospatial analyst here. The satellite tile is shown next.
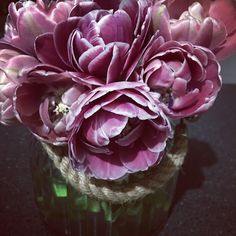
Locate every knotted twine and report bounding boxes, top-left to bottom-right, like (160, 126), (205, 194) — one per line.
(41, 124), (188, 205)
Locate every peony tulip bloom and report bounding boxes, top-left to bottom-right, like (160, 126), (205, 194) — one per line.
(170, 3), (227, 54)
(35, 0), (153, 85)
(207, 0), (236, 59)
(0, 49), (39, 124)
(165, 0), (210, 19)
(14, 66), (87, 144)
(141, 37), (222, 118)
(1, 0), (74, 55)
(67, 82), (172, 180)
(166, 0), (236, 59)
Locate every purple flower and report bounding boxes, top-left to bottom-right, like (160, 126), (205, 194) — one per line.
(206, 0), (236, 60)
(14, 66), (86, 144)
(141, 37), (222, 118)
(1, 0), (74, 55)
(0, 49), (39, 124)
(67, 82), (172, 180)
(166, 0), (236, 60)
(35, 0), (153, 85)
(169, 3), (227, 56)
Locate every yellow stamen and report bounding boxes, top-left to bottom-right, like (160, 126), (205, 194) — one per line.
(54, 103), (70, 115)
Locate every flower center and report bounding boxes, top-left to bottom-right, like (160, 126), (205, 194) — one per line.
(54, 103), (70, 115)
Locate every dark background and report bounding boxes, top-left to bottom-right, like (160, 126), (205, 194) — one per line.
(0, 1), (236, 236)
(0, 0), (12, 35)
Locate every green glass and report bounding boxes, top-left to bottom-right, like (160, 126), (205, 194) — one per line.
(31, 144), (179, 236)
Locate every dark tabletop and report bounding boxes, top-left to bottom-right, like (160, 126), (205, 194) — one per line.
(0, 84), (236, 236)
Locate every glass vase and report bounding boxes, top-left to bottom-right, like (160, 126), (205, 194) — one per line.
(30, 124), (187, 236)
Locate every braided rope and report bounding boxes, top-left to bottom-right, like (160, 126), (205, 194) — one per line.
(41, 124), (188, 204)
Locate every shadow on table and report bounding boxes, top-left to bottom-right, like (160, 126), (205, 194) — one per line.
(170, 138), (218, 213)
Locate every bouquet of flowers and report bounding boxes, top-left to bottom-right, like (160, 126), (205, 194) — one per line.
(0, 0), (235, 188)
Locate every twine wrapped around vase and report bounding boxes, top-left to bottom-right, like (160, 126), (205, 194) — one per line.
(41, 123), (188, 204)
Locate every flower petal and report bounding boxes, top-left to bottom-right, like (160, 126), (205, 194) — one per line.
(120, 141), (163, 172)
(86, 152), (127, 180)
(35, 33), (70, 69)
(83, 110), (128, 146)
(54, 17), (79, 66)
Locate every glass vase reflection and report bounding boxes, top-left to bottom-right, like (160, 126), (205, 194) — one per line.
(31, 144), (179, 236)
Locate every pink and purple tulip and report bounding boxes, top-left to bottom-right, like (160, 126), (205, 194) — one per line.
(35, 0), (153, 85)
(0, 48), (39, 124)
(141, 37), (222, 118)
(166, 0), (236, 59)
(14, 66), (87, 144)
(67, 82), (172, 180)
(1, 0), (74, 55)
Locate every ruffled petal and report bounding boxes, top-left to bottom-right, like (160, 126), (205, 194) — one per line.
(83, 110), (128, 146)
(54, 17), (79, 66)
(103, 100), (157, 120)
(35, 33), (70, 69)
(120, 141), (163, 172)
(86, 152), (127, 180)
